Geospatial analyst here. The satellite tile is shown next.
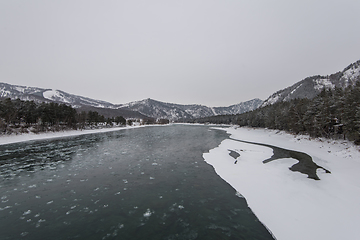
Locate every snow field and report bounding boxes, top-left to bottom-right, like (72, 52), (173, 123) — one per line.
(203, 127), (360, 240)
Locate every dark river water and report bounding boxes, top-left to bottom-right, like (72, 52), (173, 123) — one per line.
(0, 125), (274, 240)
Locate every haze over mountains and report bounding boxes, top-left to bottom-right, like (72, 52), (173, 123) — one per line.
(1, 59), (359, 121)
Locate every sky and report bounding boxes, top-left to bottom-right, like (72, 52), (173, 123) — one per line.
(1, 0), (360, 107)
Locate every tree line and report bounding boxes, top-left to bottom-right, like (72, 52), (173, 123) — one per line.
(0, 98), (129, 134)
(192, 82), (360, 144)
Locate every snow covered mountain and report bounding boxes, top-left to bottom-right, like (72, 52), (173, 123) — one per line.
(0, 82), (147, 118)
(262, 60), (360, 106)
(0, 82), (117, 108)
(117, 98), (263, 121)
(212, 99), (263, 116)
(0, 82), (262, 120)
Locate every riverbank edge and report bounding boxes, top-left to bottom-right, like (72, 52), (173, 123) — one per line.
(0, 125), (151, 146)
(0, 123), (210, 146)
(203, 126), (360, 240)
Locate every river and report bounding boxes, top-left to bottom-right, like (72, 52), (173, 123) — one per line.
(0, 125), (275, 240)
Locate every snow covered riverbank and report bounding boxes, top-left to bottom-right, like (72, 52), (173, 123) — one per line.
(0, 125), (147, 146)
(204, 127), (360, 240)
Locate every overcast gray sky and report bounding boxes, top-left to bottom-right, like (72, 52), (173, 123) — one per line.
(1, 0), (359, 107)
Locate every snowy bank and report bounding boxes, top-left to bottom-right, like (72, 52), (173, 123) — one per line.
(0, 125), (147, 146)
(204, 127), (360, 240)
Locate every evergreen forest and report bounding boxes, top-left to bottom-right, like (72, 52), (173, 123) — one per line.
(191, 82), (360, 144)
(0, 98), (129, 134)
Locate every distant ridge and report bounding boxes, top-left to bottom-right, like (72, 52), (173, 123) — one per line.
(0, 82), (262, 120)
(117, 98), (263, 121)
(0, 82), (148, 119)
(262, 59), (360, 106)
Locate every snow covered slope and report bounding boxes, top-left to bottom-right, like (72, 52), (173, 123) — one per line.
(212, 99), (263, 116)
(0, 82), (262, 120)
(41, 89), (117, 109)
(0, 82), (116, 108)
(0, 82), (146, 118)
(0, 82), (49, 102)
(262, 60), (360, 106)
(118, 98), (263, 121)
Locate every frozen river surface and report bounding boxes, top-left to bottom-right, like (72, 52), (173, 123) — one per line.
(0, 125), (274, 240)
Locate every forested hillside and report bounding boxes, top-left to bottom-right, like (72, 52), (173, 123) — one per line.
(192, 82), (360, 144)
(0, 98), (133, 134)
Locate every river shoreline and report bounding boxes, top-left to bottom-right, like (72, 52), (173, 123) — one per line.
(0, 125), (149, 146)
(229, 137), (331, 180)
(204, 126), (360, 240)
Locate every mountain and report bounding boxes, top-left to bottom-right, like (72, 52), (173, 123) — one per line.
(0, 82), (148, 119)
(262, 60), (360, 106)
(117, 98), (263, 121)
(212, 99), (263, 116)
(0, 82), (117, 108)
(0, 82), (262, 120)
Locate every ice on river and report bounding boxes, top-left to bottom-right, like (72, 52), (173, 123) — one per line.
(203, 126), (360, 240)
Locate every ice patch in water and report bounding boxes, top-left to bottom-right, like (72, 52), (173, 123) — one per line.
(150, 177), (155, 180)
(20, 232), (29, 237)
(235, 191), (244, 198)
(28, 184), (37, 188)
(152, 163), (158, 166)
(23, 210), (31, 215)
(143, 208), (153, 217)
(0, 206), (12, 211)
